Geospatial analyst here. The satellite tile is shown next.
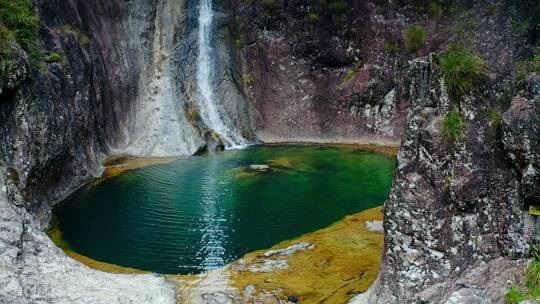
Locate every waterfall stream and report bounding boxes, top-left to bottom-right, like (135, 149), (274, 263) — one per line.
(196, 0), (247, 148)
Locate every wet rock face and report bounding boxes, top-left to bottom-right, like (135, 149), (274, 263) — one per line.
(226, 0), (439, 143)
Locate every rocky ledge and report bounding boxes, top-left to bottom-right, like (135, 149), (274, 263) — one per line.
(0, 175), (175, 303)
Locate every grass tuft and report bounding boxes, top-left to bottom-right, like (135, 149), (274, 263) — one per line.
(440, 51), (486, 99)
(327, 0), (347, 14)
(527, 261), (540, 287)
(385, 41), (399, 56)
(515, 56), (540, 82)
(442, 108), (466, 144)
(488, 110), (502, 127)
(428, 2), (443, 19)
(307, 12), (320, 24)
(43, 52), (63, 63)
(405, 26), (427, 54)
(506, 285), (527, 304)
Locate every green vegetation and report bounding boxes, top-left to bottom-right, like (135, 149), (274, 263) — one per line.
(427, 2), (443, 19)
(334, 14), (347, 26)
(530, 244), (540, 261)
(439, 51), (486, 99)
(0, 0), (40, 64)
(448, 9), (479, 53)
(243, 73), (254, 87)
(506, 285), (528, 304)
(444, 170), (455, 190)
(506, 244), (540, 303)
(505, 263), (540, 303)
(385, 41), (399, 56)
(527, 262), (540, 287)
(515, 56), (540, 82)
(442, 108), (466, 143)
(485, 3), (497, 16)
(327, 0), (347, 14)
(234, 38), (242, 49)
(488, 110), (502, 127)
(307, 12), (320, 24)
(405, 26), (427, 54)
(185, 105), (199, 124)
(342, 61), (362, 83)
(57, 25), (91, 47)
(43, 52), (63, 63)
(509, 15), (531, 38)
(416, 1), (443, 19)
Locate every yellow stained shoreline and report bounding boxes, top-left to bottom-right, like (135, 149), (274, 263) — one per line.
(49, 207), (384, 303)
(48, 143), (392, 302)
(99, 142), (399, 181)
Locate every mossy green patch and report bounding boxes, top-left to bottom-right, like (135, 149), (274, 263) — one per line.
(440, 51), (486, 99)
(405, 26), (427, 54)
(0, 0), (40, 65)
(442, 108), (467, 144)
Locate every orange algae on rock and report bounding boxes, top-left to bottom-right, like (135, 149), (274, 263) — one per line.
(228, 206), (384, 303)
(170, 206), (384, 304)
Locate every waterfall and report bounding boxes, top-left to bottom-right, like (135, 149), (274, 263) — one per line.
(196, 0), (247, 148)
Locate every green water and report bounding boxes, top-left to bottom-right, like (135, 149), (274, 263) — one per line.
(53, 145), (395, 274)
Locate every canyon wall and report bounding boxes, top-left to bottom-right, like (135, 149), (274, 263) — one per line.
(1, 0), (539, 303)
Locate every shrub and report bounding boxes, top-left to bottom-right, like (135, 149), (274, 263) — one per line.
(385, 41), (399, 56)
(307, 12), (320, 24)
(509, 16), (530, 38)
(448, 10), (479, 53)
(405, 26), (427, 53)
(440, 51), (486, 99)
(327, 0), (347, 14)
(0, 0), (40, 62)
(43, 52), (63, 63)
(442, 108), (466, 143)
(488, 110), (502, 127)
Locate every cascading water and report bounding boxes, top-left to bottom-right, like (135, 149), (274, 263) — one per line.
(196, 0), (248, 148)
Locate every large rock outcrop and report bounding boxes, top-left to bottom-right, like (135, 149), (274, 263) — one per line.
(354, 62), (540, 304)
